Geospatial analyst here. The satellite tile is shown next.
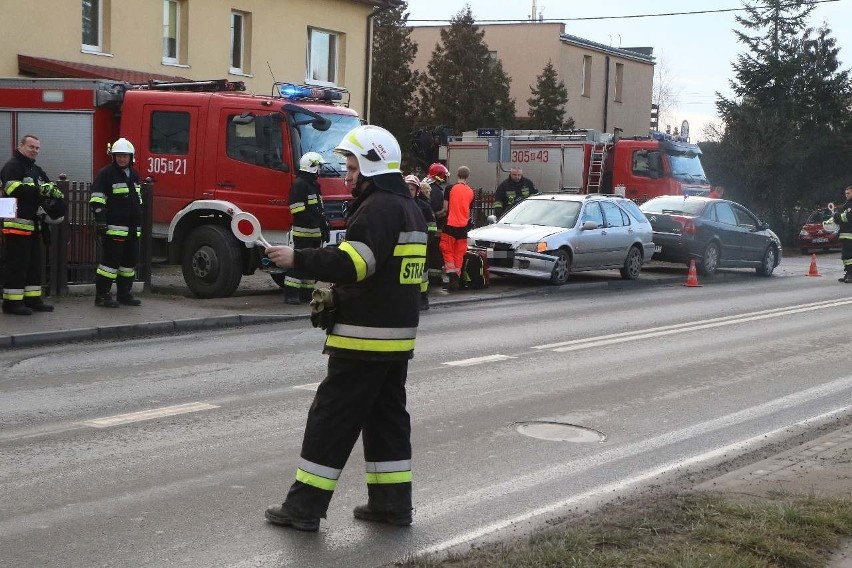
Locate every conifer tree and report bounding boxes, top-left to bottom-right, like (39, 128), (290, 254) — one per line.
(419, 5), (515, 132)
(526, 60), (571, 130)
(370, 2), (420, 151)
(708, 0), (852, 238)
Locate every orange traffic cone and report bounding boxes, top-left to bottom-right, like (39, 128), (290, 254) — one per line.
(684, 259), (702, 287)
(806, 253), (821, 277)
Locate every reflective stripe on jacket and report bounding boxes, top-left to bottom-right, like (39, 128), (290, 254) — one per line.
(294, 176), (427, 360)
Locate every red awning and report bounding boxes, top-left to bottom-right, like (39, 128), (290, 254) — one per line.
(18, 54), (189, 83)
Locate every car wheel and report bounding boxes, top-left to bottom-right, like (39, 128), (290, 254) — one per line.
(550, 249), (571, 285)
(699, 242), (719, 276)
(181, 224), (243, 298)
(620, 245), (643, 280)
(756, 246), (777, 276)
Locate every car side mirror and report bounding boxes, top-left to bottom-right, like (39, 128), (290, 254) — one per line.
(582, 220), (598, 230)
(487, 214), (497, 224)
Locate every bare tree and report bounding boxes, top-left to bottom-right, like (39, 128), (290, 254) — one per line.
(652, 55), (682, 132)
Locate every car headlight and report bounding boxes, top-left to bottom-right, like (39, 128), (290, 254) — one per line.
(517, 242), (548, 253)
(799, 229), (808, 236)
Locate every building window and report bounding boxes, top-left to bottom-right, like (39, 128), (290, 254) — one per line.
(82, 0), (108, 52)
(614, 63), (624, 102)
(581, 55), (592, 97)
(307, 27), (338, 85)
(230, 11), (251, 75)
(163, 0), (179, 63)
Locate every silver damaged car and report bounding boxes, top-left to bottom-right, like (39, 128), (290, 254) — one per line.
(468, 194), (655, 285)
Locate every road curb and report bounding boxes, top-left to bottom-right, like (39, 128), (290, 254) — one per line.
(0, 271), (732, 349)
(1, 313), (304, 348)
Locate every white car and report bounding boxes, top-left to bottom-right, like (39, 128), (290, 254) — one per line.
(468, 194), (655, 285)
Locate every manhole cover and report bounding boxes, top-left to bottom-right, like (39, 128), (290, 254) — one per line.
(514, 421), (606, 443)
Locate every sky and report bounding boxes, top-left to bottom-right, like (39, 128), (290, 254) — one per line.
(405, 0), (851, 142)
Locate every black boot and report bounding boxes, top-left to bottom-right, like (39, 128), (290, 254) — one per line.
(24, 299), (54, 312)
(117, 292), (142, 306)
(95, 293), (119, 308)
(447, 272), (460, 291)
(420, 292), (430, 311)
(264, 504), (320, 531)
(117, 278), (141, 306)
(285, 287), (301, 305)
(2, 301), (33, 316)
(352, 504), (412, 526)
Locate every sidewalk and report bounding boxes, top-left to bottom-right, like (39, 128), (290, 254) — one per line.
(0, 267), (546, 348)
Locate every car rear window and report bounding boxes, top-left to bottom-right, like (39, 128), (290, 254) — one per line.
(617, 199), (649, 223)
(640, 197), (706, 216)
(806, 210), (832, 223)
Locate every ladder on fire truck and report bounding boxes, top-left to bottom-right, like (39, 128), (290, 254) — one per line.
(586, 143), (608, 194)
(133, 79), (246, 92)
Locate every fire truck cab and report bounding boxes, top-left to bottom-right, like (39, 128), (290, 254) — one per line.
(443, 129), (710, 202)
(0, 78), (359, 297)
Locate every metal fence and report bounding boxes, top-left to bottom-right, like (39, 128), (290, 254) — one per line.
(471, 188), (496, 228)
(0, 175), (152, 297)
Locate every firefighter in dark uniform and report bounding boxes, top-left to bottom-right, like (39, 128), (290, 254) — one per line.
(1, 134), (62, 315)
(285, 151), (330, 304)
(831, 186), (852, 283)
(263, 125), (427, 531)
(493, 167), (538, 218)
(89, 138), (143, 308)
(406, 174), (437, 311)
(425, 162), (448, 282)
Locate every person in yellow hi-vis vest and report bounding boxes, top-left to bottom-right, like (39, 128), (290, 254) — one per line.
(89, 138), (143, 308)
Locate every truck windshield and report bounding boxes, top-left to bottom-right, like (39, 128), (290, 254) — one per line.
(666, 152), (709, 184)
(295, 112), (361, 176)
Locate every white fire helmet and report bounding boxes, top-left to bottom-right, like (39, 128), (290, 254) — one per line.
(299, 151), (327, 174)
(109, 138), (135, 162)
(334, 125), (401, 177)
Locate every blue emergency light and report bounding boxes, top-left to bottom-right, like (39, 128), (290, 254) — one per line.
(278, 83), (342, 101)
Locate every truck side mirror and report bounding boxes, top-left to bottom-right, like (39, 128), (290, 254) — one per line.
(232, 112), (255, 125)
(312, 118), (331, 132)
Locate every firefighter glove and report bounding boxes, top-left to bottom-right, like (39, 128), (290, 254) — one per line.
(309, 287), (336, 331)
(40, 182), (63, 199)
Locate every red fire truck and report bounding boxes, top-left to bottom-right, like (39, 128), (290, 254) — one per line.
(444, 129), (711, 201)
(0, 78), (358, 297)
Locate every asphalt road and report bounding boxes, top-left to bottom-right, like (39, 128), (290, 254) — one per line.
(1, 253), (851, 567)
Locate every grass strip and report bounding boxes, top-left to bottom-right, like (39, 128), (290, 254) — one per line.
(400, 492), (852, 567)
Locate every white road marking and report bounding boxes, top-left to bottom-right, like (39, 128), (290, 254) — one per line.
(444, 354), (517, 367)
(415, 402), (852, 557)
(532, 298), (852, 352)
(293, 382), (321, 391)
(80, 402), (219, 428)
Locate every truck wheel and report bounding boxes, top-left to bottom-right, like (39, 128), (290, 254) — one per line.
(181, 225), (243, 298)
(620, 245), (643, 280)
(549, 249), (571, 285)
